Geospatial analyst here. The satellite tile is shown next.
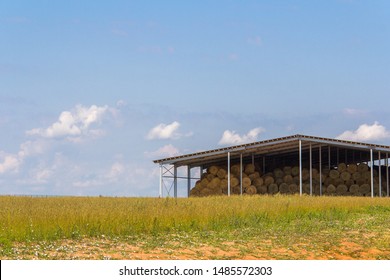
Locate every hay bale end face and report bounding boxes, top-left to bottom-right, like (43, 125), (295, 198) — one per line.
(190, 155), (386, 198)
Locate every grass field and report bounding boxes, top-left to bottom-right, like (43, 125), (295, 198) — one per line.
(0, 195), (389, 260)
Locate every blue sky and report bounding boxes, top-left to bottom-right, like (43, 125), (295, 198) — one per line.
(1, 1), (390, 196)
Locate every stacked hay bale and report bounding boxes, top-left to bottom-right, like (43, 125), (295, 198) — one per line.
(189, 162), (388, 197)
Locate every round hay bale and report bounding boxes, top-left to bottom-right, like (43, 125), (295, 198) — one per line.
(301, 169), (310, 181)
(338, 163), (347, 172)
(244, 163), (255, 175)
(200, 187), (213, 196)
(252, 177), (264, 187)
(208, 165), (220, 175)
(359, 183), (371, 194)
(344, 179), (354, 187)
(249, 171), (260, 181)
(220, 178), (228, 189)
(358, 163), (369, 173)
(291, 166), (300, 176)
(230, 164), (241, 176)
(289, 183), (298, 194)
(232, 186), (241, 195)
(275, 178), (283, 185)
(245, 185), (257, 195)
(349, 184), (360, 194)
(283, 166), (292, 175)
(230, 176), (240, 188)
(356, 178), (366, 186)
(347, 164), (358, 174)
(208, 177), (221, 190)
(314, 173), (326, 183)
(303, 183), (310, 194)
(329, 169), (340, 179)
(257, 185), (268, 194)
(324, 177), (332, 187)
(332, 177), (344, 187)
(352, 172), (361, 181)
(311, 168), (319, 177)
(340, 171), (351, 181)
(201, 178), (209, 188)
(326, 184), (336, 194)
(292, 176), (300, 185)
(206, 173), (215, 181)
(279, 182), (290, 194)
(336, 184), (348, 195)
(362, 171), (371, 182)
(273, 168), (284, 178)
(216, 168), (227, 179)
(268, 183), (279, 194)
(242, 177), (252, 188)
(283, 174), (294, 184)
(263, 175), (275, 186)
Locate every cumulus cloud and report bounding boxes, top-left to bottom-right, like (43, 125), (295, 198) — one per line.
(145, 144), (181, 158)
(146, 121), (181, 140)
(0, 153), (21, 174)
(26, 104), (109, 140)
(218, 127), (265, 145)
(336, 122), (390, 142)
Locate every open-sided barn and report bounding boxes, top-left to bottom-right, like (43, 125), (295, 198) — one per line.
(153, 134), (390, 198)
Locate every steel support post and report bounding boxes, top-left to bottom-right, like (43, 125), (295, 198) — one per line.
(159, 164), (163, 198)
(227, 152), (231, 196)
(309, 143), (313, 196)
(378, 152), (382, 197)
(240, 153), (243, 195)
(174, 165), (178, 198)
(328, 146), (331, 169)
(370, 149), (374, 198)
(387, 153), (389, 197)
(319, 145), (322, 196)
(187, 166), (191, 197)
(299, 139), (303, 196)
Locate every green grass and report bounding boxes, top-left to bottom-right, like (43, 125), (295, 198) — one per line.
(0, 195), (389, 259)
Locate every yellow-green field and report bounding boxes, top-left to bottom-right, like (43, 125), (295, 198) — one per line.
(0, 195), (389, 259)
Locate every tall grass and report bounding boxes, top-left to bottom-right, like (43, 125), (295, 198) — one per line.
(1, 195), (389, 243)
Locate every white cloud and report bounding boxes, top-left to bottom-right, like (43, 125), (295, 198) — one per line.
(146, 121), (181, 140)
(0, 153), (21, 174)
(336, 122), (390, 142)
(218, 127), (265, 145)
(26, 104), (109, 140)
(145, 144), (181, 158)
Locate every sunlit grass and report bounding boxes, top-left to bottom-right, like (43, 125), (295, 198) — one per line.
(0, 195), (389, 243)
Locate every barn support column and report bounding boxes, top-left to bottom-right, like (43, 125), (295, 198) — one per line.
(370, 149), (374, 198)
(227, 152), (231, 196)
(378, 152), (382, 197)
(309, 143), (313, 196)
(174, 165), (178, 198)
(328, 146), (331, 169)
(299, 139), (303, 196)
(240, 153), (243, 195)
(319, 145), (322, 196)
(159, 163), (163, 198)
(263, 157), (266, 174)
(386, 153), (389, 197)
(187, 166), (191, 197)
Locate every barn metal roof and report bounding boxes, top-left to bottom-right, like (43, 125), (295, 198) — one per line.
(153, 134), (390, 167)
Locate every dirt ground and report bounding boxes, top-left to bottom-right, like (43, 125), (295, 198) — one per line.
(3, 237), (389, 260)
